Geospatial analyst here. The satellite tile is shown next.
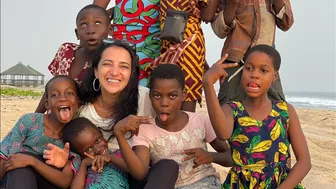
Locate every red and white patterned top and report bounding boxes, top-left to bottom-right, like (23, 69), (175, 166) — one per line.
(48, 42), (91, 84)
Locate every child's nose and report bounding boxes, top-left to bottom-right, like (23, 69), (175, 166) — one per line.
(251, 70), (260, 79)
(86, 24), (96, 34)
(160, 98), (169, 107)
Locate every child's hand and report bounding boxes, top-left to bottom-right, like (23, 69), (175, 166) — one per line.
(182, 148), (214, 168)
(82, 157), (93, 167)
(43, 142), (70, 168)
(114, 115), (152, 138)
(202, 54), (238, 85)
(4, 154), (36, 171)
(88, 153), (111, 173)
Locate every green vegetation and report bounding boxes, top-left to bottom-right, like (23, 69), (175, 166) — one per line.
(0, 87), (42, 97)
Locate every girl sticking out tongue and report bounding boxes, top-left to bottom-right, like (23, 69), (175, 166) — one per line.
(0, 75), (80, 189)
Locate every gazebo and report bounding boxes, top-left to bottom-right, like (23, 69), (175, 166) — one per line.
(1, 62), (45, 86)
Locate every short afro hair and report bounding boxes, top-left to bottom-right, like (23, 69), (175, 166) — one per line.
(62, 117), (98, 154)
(244, 44), (281, 71)
(148, 64), (185, 91)
(76, 4), (110, 24)
(45, 75), (79, 99)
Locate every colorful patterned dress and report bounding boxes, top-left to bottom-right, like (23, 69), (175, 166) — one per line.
(84, 150), (129, 189)
(223, 101), (304, 189)
(113, 0), (161, 86)
(146, 0), (208, 103)
(0, 113), (80, 188)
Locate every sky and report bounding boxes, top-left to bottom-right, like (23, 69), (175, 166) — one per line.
(1, 0), (335, 93)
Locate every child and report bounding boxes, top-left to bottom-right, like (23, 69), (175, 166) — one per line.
(145, 0), (219, 112)
(61, 117), (129, 189)
(35, 4), (111, 113)
(212, 0), (294, 106)
(0, 75), (80, 189)
(114, 64), (232, 189)
(203, 44), (311, 188)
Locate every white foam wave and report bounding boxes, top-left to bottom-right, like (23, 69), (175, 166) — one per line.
(286, 96), (336, 109)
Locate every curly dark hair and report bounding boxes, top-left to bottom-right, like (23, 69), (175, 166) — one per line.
(45, 75), (79, 99)
(62, 117), (98, 155)
(80, 41), (139, 141)
(148, 64), (185, 91)
(243, 44), (281, 71)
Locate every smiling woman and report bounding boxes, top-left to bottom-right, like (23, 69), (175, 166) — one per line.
(78, 40), (155, 151)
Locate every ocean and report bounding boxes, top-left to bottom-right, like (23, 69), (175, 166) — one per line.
(212, 90), (336, 110)
(285, 91), (336, 110)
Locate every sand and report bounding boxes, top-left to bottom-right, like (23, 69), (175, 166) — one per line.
(1, 96), (335, 188)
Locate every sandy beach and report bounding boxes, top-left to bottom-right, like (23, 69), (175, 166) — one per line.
(1, 95), (335, 188)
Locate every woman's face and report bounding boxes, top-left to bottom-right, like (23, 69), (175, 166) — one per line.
(94, 46), (132, 96)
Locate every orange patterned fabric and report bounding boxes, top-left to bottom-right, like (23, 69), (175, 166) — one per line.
(146, 0), (209, 102)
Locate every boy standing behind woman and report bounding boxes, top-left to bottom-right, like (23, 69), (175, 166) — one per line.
(211, 0), (294, 105)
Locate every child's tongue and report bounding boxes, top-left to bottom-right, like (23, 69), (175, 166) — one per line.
(249, 83), (258, 88)
(160, 113), (169, 122)
(59, 108), (71, 121)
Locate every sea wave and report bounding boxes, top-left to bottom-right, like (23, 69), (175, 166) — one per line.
(286, 96), (336, 110)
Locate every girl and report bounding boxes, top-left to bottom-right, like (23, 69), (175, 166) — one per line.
(0, 75), (80, 189)
(62, 117), (129, 189)
(114, 64), (232, 189)
(93, 0), (161, 87)
(145, 0), (219, 112)
(203, 44), (311, 188)
(35, 4), (112, 113)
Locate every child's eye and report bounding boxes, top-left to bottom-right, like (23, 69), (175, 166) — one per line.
(85, 148), (93, 153)
(95, 21), (102, 25)
(96, 137), (102, 144)
(261, 69), (268, 73)
(66, 91), (74, 96)
(153, 94), (160, 99)
(80, 22), (87, 27)
(50, 93), (59, 98)
(245, 66), (252, 71)
(169, 94), (177, 99)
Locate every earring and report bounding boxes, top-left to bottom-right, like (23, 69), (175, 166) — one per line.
(93, 77), (101, 91)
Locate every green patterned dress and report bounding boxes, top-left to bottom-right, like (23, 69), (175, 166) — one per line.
(222, 101), (304, 189)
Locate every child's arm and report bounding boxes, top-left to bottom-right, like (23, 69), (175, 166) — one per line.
(0, 159), (6, 181)
(93, 0), (114, 21)
(200, 0), (220, 22)
(35, 92), (47, 113)
(106, 154), (128, 172)
(114, 115), (152, 180)
(203, 55), (238, 140)
(277, 103), (311, 189)
(116, 135), (150, 180)
(93, 0), (110, 8)
(222, 0), (238, 26)
(208, 138), (232, 166)
(70, 158), (92, 189)
(272, 0), (294, 31)
(5, 153), (74, 189)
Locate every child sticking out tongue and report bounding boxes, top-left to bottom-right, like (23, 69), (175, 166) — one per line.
(60, 108), (71, 121)
(160, 113), (169, 122)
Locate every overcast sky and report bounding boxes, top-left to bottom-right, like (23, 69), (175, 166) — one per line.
(1, 0), (335, 93)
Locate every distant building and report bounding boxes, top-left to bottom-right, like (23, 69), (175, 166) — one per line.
(1, 62), (44, 86)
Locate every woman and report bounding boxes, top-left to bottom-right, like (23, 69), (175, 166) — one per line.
(93, 0), (161, 87)
(43, 40), (178, 189)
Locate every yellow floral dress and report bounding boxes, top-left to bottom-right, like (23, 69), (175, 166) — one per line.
(223, 101), (304, 189)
